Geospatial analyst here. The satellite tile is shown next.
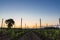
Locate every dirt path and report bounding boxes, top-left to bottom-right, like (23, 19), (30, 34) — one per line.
(18, 32), (42, 40)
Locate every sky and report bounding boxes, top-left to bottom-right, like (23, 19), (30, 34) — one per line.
(0, 0), (60, 28)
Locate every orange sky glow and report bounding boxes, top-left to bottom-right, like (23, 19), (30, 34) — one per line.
(0, 18), (59, 28)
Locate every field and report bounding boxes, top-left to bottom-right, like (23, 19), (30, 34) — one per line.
(0, 28), (60, 40)
(0, 28), (29, 40)
(33, 29), (60, 40)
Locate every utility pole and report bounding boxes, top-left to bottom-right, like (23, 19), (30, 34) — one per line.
(40, 18), (41, 28)
(2, 18), (3, 27)
(21, 18), (22, 29)
(25, 24), (26, 29)
(59, 18), (60, 25)
(36, 23), (37, 29)
(46, 23), (48, 27)
(1, 18), (3, 28)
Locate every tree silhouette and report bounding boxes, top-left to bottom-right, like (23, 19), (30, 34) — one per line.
(5, 19), (15, 28)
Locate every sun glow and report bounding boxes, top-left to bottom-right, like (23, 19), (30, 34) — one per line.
(0, 18), (59, 28)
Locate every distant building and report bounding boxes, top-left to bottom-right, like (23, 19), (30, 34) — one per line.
(59, 18), (60, 24)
